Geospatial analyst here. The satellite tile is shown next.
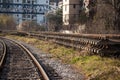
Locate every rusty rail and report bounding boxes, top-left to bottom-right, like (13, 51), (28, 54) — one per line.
(1, 38), (50, 80)
(30, 32), (120, 57)
(0, 39), (6, 69)
(1, 31), (120, 57)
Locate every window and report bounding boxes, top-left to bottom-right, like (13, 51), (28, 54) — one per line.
(23, 0), (26, 3)
(23, 14), (26, 18)
(27, 0), (30, 3)
(27, 15), (30, 18)
(22, 19), (26, 21)
(32, 1), (34, 3)
(73, 4), (76, 8)
(32, 15), (36, 19)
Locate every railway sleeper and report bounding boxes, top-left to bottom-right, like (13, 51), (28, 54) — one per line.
(42, 35), (102, 46)
(28, 33), (120, 57)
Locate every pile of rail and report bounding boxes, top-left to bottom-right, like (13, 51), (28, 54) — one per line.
(1, 31), (120, 57)
(30, 32), (120, 57)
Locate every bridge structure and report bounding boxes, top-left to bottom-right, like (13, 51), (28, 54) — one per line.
(0, 3), (52, 14)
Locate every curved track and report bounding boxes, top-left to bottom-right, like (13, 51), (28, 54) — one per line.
(0, 39), (6, 69)
(0, 38), (49, 80)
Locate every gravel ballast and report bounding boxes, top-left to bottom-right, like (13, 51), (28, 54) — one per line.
(14, 40), (85, 80)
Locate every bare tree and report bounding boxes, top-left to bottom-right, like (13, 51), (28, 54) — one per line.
(0, 14), (16, 30)
(17, 21), (45, 32)
(77, 0), (120, 34)
(46, 9), (62, 31)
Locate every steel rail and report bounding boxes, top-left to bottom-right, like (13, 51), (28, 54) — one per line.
(29, 32), (120, 56)
(3, 38), (50, 80)
(1, 30), (119, 56)
(0, 39), (6, 68)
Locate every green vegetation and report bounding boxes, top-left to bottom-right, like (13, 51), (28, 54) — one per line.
(5, 35), (120, 80)
(72, 56), (120, 80)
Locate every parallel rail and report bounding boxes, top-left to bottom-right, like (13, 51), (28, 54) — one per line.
(0, 38), (50, 80)
(13, 39), (50, 80)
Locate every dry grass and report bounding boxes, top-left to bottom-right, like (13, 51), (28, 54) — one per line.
(5, 35), (120, 80)
(71, 56), (120, 80)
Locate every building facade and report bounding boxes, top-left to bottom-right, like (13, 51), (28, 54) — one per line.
(0, 0), (49, 25)
(63, 0), (83, 25)
(63, 0), (84, 25)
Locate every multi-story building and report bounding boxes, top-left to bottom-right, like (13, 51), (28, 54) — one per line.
(0, 0), (49, 25)
(63, 0), (83, 25)
(15, 0), (49, 25)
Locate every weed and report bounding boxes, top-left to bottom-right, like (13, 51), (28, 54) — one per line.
(5, 35), (120, 80)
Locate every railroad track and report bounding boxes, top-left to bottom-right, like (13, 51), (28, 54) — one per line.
(0, 38), (49, 80)
(0, 39), (6, 69)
